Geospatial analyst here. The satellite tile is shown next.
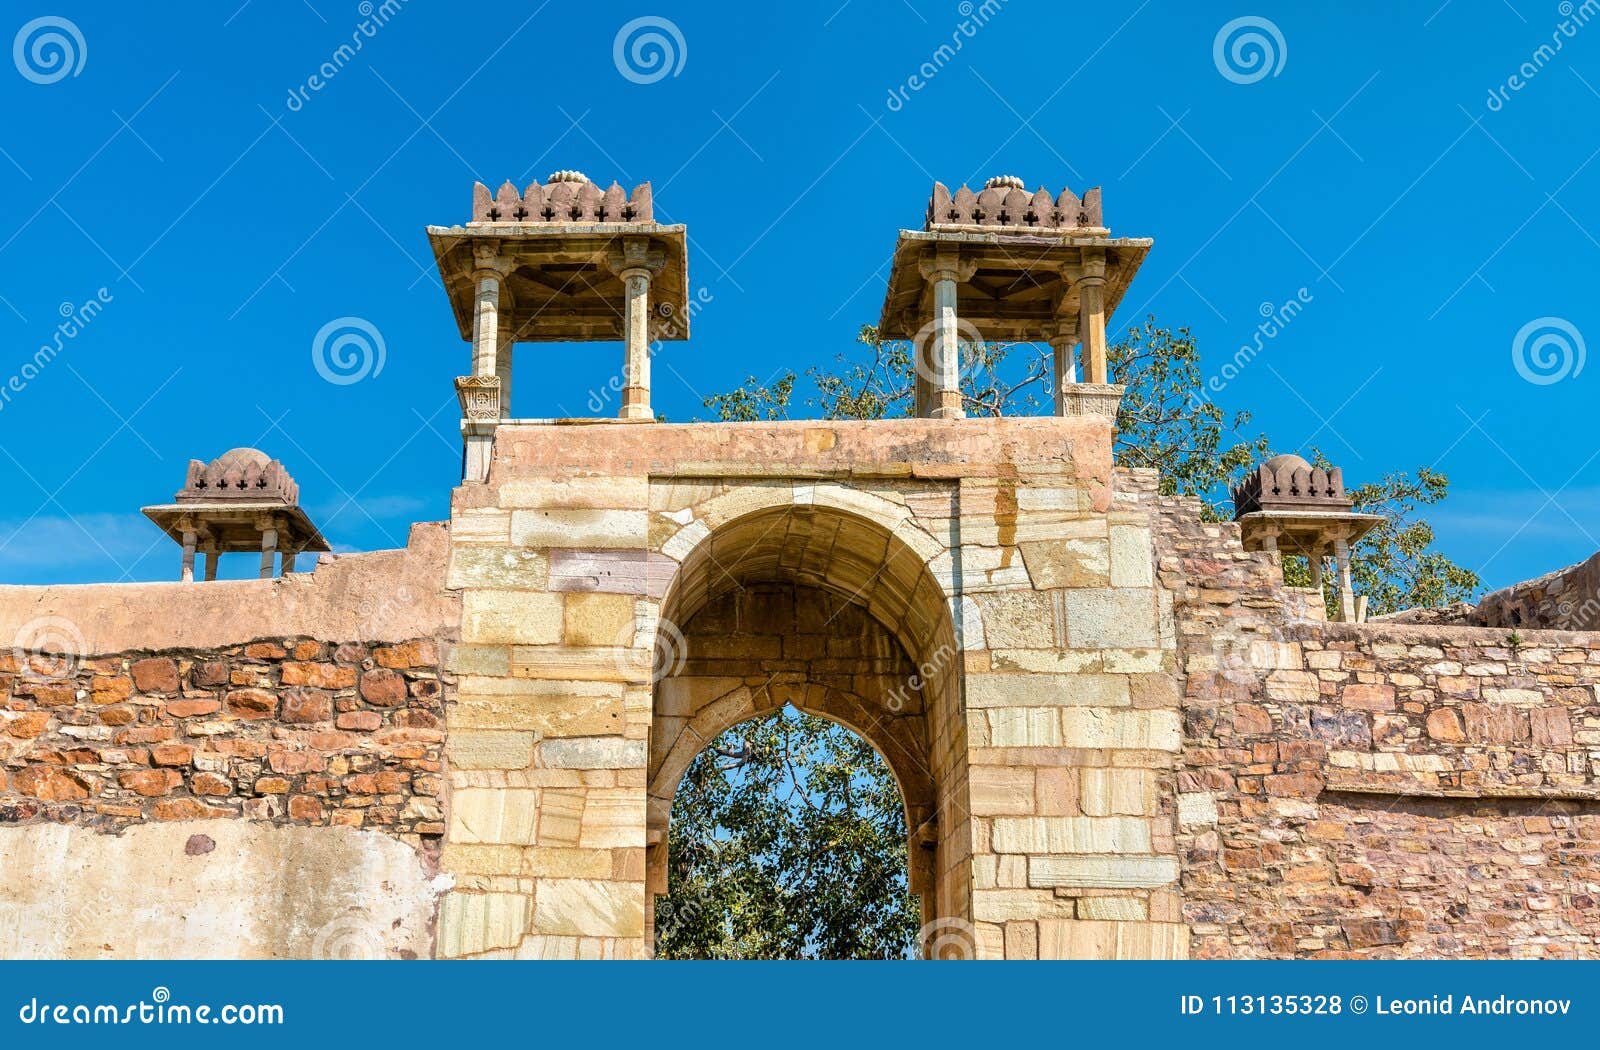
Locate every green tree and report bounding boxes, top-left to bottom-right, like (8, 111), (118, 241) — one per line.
(1281, 461), (1480, 616)
(654, 708), (920, 959)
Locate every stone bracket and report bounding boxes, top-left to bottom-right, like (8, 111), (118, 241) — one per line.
(456, 375), (503, 420)
(1056, 383), (1125, 419)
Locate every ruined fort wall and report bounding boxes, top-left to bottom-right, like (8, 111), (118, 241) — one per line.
(0, 523), (459, 959)
(1159, 494), (1600, 958)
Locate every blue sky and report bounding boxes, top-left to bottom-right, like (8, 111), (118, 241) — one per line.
(1, 0), (1597, 589)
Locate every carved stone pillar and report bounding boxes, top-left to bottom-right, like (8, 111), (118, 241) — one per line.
(179, 524), (197, 583)
(470, 241), (511, 417)
(917, 252), (977, 420)
(607, 239), (666, 421)
(258, 517), (279, 580)
(203, 547), (218, 582)
(1079, 249), (1109, 385)
(1333, 535), (1357, 622)
(620, 267), (653, 420)
(1042, 317), (1080, 416)
(455, 375), (503, 484)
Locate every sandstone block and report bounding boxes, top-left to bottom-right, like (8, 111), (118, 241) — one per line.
(1107, 525), (1154, 587)
(967, 672), (1129, 708)
(450, 788), (539, 844)
(991, 816), (1151, 854)
(451, 731), (536, 770)
(438, 892), (531, 956)
(1019, 538), (1111, 589)
(540, 737), (646, 769)
(564, 593), (636, 648)
(1064, 589), (1160, 649)
(531, 879), (645, 938)
(1029, 855), (1178, 889)
(511, 509), (648, 549)
(1079, 768), (1155, 816)
(969, 766), (1036, 816)
(463, 591), (563, 645)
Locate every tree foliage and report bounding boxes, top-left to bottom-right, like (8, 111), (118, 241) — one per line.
(1110, 320), (1271, 519)
(1281, 461), (1480, 616)
(654, 708), (920, 959)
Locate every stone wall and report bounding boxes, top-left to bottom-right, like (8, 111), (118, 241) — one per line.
(0, 524), (458, 959)
(1469, 551), (1600, 632)
(1160, 493), (1600, 958)
(0, 636), (448, 834)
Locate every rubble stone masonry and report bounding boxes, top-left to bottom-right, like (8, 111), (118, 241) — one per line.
(0, 636), (449, 837)
(1160, 493), (1600, 958)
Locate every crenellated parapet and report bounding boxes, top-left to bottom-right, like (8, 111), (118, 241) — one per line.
(469, 171), (655, 225)
(177, 447), (300, 506)
(926, 176), (1103, 231)
(1230, 453), (1348, 515)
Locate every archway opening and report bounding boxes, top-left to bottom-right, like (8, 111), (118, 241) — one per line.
(648, 500), (971, 958)
(655, 705), (921, 959)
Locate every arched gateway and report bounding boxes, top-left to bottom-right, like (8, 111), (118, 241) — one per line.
(432, 172), (1182, 959)
(437, 412), (1184, 960)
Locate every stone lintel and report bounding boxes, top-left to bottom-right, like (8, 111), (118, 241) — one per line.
(481, 415), (1115, 491)
(879, 229), (1151, 342)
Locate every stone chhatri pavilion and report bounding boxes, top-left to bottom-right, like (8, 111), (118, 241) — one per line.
(141, 447), (330, 581)
(0, 172), (1598, 962)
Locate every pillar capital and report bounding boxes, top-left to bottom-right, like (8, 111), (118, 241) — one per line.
(1041, 315), (1079, 348)
(1079, 247), (1108, 283)
(917, 248), (977, 284)
(469, 240), (514, 282)
(604, 236), (667, 278)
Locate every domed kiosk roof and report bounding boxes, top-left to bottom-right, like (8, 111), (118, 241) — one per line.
(141, 448), (329, 559)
